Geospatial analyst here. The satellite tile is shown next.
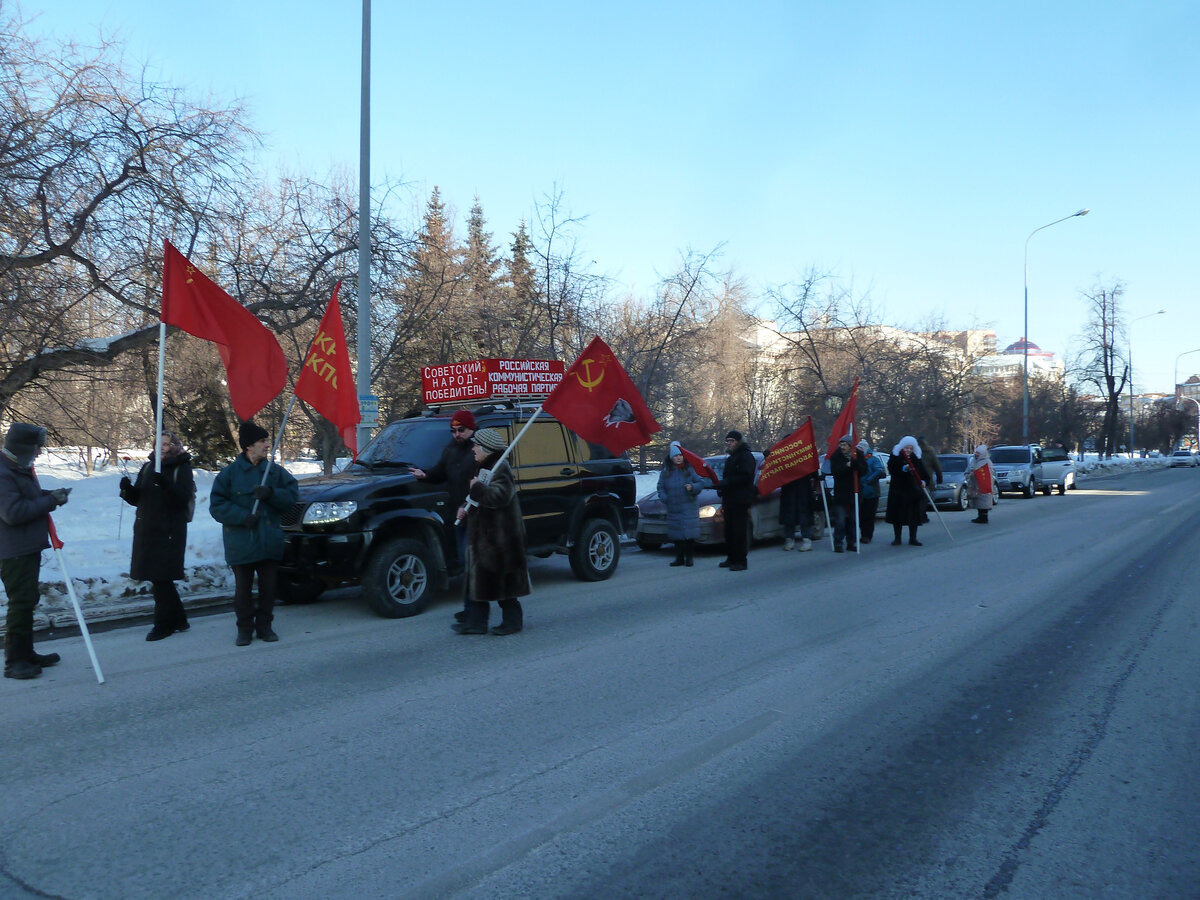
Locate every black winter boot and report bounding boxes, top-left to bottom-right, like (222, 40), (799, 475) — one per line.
(29, 647), (60, 667)
(4, 635), (41, 680)
(670, 543), (686, 566)
(684, 540), (694, 567)
(454, 601), (489, 635)
(491, 599), (523, 636)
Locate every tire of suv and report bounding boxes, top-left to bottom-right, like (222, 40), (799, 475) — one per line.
(569, 517), (621, 581)
(1023, 478), (1036, 499)
(363, 537), (436, 618)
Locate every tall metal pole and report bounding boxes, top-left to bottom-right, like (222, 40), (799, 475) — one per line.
(356, 0), (373, 452)
(1022, 208), (1089, 445)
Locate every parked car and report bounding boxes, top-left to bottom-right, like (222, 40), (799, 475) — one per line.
(635, 453), (784, 549)
(1169, 449), (1199, 468)
(931, 453), (1000, 510)
(1036, 444), (1077, 494)
(278, 403), (638, 618)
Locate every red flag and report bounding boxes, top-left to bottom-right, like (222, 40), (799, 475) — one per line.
(825, 376), (860, 457)
(678, 444), (720, 485)
(294, 282), (361, 457)
(161, 240), (287, 420)
(48, 514), (63, 550)
(541, 336), (661, 455)
(758, 418), (820, 496)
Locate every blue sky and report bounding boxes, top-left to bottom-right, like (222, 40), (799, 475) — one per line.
(21, 1), (1200, 394)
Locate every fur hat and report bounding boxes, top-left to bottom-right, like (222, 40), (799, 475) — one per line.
(726, 430), (743, 443)
(3, 423), (46, 467)
(450, 409), (477, 431)
(238, 420), (270, 450)
(473, 427), (507, 453)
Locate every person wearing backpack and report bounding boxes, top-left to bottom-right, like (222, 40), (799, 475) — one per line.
(120, 431), (195, 641)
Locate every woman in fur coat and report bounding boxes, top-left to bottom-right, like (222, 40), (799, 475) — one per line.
(965, 444), (995, 524)
(456, 428), (530, 636)
(885, 435), (929, 546)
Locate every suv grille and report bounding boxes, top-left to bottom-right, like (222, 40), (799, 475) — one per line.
(281, 503), (307, 528)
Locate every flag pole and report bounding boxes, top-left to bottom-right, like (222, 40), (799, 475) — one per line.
(153, 321), (167, 475)
(51, 544), (104, 684)
(922, 484), (954, 541)
(820, 465), (835, 550)
(460, 405), (543, 519)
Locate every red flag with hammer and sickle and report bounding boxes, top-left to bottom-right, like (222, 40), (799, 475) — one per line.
(542, 336), (661, 455)
(294, 281), (361, 457)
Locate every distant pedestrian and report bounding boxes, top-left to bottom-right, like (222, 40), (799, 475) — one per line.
(456, 428), (530, 636)
(210, 421), (299, 646)
(858, 440), (885, 544)
(966, 444), (995, 524)
(917, 437), (941, 524)
(829, 435), (867, 553)
(0, 423), (71, 680)
(120, 431), (194, 641)
(657, 441), (710, 567)
(886, 435), (928, 546)
(717, 430), (756, 571)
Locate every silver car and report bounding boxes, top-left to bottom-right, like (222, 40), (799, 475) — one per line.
(1169, 449), (1198, 468)
(931, 453), (1000, 510)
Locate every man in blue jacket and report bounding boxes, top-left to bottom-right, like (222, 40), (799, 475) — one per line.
(210, 421), (300, 646)
(0, 423), (70, 679)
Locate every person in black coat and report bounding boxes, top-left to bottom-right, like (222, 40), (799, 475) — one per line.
(885, 435), (929, 546)
(1, 423), (70, 680)
(829, 435), (868, 552)
(718, 430), (757, 571)
(120, 431), (195, 641)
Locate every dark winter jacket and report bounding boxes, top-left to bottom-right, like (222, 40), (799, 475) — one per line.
(0, 453), (56, 560)
(657, 461), (709, 541)
(465, 459), (531, 602)
(885, 450), (928, 527)
(778, 473), (818, 529)
(423, 438), (478, 514)
(210, 454), (300, 566)
(829, 449), (867, 505)
(120, 451), (194, 582)
(718, 441), (758, 507)
(861, 454), (885, 501)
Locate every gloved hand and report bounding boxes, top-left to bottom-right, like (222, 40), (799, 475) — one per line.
(119, 476), (133, 492)
(244, 512), (260, 529)
(252, 484), (273, 501)
(50, 488), (71, 507)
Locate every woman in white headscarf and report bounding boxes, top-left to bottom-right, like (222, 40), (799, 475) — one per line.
(965, 444), (995, 524)
(885, 436), (929, 546)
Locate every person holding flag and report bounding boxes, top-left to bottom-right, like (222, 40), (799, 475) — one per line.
(829, 434), (867, 553)
(656, 441), (716, 568)
(886, 435), (930, 546)
(210, 421), (300, 646)
(966, 444), (995, 524)
(0, 424), (70, 680)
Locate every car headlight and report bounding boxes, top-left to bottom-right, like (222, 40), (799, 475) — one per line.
(302, 500), (358, 525)
(1012, 466), (1029, 476)
(698, 504), (718, 519)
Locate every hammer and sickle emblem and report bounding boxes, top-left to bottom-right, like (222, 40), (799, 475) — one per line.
(572, 357), (605, 392)
(184, 264), (196, 285)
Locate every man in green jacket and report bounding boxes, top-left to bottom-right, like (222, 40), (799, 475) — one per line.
(210, 421), (299, 646)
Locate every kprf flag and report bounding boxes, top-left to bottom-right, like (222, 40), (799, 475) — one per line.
(294, 281), (360, 457)
(541, 336), (661, 455)
(758, 418), (819, 496)
(679, 444), (720, 486)
(161, 240), (287, 420)
(825, 376), (860, 457)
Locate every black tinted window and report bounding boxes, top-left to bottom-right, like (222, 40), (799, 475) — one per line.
(939, 456), (968, 472)
(356, 420), (451, 467)
(1041, 448), (1069, 462)
(991, 448), (1032, 464)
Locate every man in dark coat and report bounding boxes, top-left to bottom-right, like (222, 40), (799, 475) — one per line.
(210, 420), (300, 646)
(119, 431), (195, 641)
(457, 427), (530, 636)
(0, 423), (70, 680)
(829, 435), (868, 553)
(410, 409), (478, 621)
(718, 430), (757, 571)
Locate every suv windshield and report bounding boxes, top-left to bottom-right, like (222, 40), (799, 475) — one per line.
(991, 448), (1033, 464)
(355, 420), (453, 468)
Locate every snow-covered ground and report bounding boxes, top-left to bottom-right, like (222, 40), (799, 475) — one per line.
(0, 449), (1173, 633)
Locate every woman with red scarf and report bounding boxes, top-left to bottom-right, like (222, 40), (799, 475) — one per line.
(965, 444), (995, 524)
(885, 435), (929, 546)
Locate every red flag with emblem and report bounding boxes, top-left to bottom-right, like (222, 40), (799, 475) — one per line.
(541, 336), (661, 455)
(293, 281), (360, 457)
(825, 376), (860, 457)
(161, 239), (287, 420)
(758, 418), (820, 496)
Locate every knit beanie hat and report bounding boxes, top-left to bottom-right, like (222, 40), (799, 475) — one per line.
(450, 409), (477, 431)
(238, 420), (270, 449)
(3, 423), (46, 467)
(473, 428), (507, 453)
(726, 430), (743, 443)
(857, 440), (871, 454)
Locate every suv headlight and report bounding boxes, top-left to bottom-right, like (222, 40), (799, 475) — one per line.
(303, 500), (358, 525)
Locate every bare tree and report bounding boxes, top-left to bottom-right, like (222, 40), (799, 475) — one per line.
(1072, 281), (1128, 458)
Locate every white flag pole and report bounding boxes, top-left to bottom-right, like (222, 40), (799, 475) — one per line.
(51, 546), (104, 684)
(153, 321), (167, 475)
(459, 406), (542, 520)
(250, 393), (298, 516)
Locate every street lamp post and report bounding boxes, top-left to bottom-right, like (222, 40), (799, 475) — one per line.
(1179, 397), (1200, 451)
(1173, 347), (1200, 400)
(1128, 309), (1166, 456)
(1023, 208), (1089, 445)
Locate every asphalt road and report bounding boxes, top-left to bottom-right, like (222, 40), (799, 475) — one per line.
(2, 466), (1198, 899)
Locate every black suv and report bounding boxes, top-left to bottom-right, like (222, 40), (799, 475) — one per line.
(278, 403), (638, 618)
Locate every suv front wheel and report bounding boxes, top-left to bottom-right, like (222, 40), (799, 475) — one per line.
(569, 517), (620, 581)
(363, 537), (436, 618)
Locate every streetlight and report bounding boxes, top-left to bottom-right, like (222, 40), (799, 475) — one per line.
(1173, 347), (1200, 399)
(1023, 208), (1089, 445)
(1128, 309), (1166, 456)
(1179, 397), (1200, 451)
